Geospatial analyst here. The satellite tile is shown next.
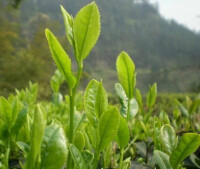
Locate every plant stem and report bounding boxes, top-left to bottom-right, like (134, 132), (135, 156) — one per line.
(5, 143), (10, 169)
(69, 94), (75, 143)
(124, 136), (138, 154)
(119, 148), (124, 169)
(145, 141), (148, 164)
(93, 149), (100, 169)
(67, 63), (83, 169)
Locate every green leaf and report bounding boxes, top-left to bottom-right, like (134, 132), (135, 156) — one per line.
(0, 119), (8, 140)
(41, 124), (67, 169)
(73, 2), (100, 61)
(146, 83), (157, 108)
(84, 79), (100, 127)
(98, 107), (120, 151)
(85, 123), (97, 148)
(50, 70), (64, 93)
(160, 124), (177, 155)
(170, 133), (200, 169)
(175, 100), (189, 117)
(74, 131), (85, 151)
(129, 98), (138, 119)
(17, 141), (30, 157)
(81, 150), (94, 166)
(95, 81), (108, 119)
(11, 106), (28, 136)
(154, 150), (172, 169)
(115, 83), (128, 117)
(61, 5), (74, 47)
(69, 144), (87, 169)
(153, 117), (162, 150)
(122, 157), (131, 169)
(45, 29), (76, 89)
(190, 154), (200, 168)
(117, 116), (130, 149)
(116, 51), (135, 98)
(11, 97), (20, 127)
(25, 104), (45, 169)
(103, 143), (112, 168)
(189, 99), (200, 114)
(0, 97), (12, 128)
(135, 88), (143, 111)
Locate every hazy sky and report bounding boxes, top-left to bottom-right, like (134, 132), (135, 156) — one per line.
(149, 0), (200, 32)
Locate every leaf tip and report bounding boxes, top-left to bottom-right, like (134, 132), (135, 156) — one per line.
(45, 28), (50, 37)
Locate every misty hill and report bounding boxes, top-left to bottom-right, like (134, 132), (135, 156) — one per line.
(1, 0), (200, 96)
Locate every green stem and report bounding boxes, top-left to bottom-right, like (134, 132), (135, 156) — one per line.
(124, 136), (138, 154)
(119, 148), (124, 169)
(69, 94), (75, 143)
(145, 141), (148, 164)
(67, 63), (83, 169)
(93, 149), (100, 169)
(5, 143), (10, 169)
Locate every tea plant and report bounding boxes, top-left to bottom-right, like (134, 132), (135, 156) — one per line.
(1, 2), (200, 169)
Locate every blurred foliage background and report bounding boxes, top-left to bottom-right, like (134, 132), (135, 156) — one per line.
(0, 0), (200, 98)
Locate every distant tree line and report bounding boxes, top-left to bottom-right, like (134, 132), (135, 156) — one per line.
(0, 0), (200, 96)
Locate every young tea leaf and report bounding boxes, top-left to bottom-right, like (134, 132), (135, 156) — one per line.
(81, 150), (94, 166)
(189, 99), (200, 114)
(103, 143), (112, 168)
(116, 51), (135, 99)
(41, 124), (67, 169)
(135, 88), (143, 111)
(146, 83), (157, 108)
(0, 97), (12, 128)
(115, 83), (128, 117)
(73, 2), (100, 61)
(117, 116), (130, 149)
(61, 5), (74, 47)
(95, 81), (108, 119)
(11, 106), (28, 136)
(25, 104), (45, 169)
(129, 98), (138, 119)
(160, 124), (177, 155)
(17, 141), (30, 157)
(98, 107), (120, 151)
(45, 29), (76, 90)
(170, 133), (200, 169)
(69, 144), (87, 169)
(74, 131), (85, 151)
(84, 79), (100, 127)
(154, 150), (172, 169)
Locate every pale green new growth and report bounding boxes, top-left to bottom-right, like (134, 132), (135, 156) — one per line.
(73, 2), (100, 62)
(69, 144), (88, 169)
(84, 79), (108, 127)
(117, 116), (130, 149)
(61, 5), (74, 47)
(146, 83), (157, 108)
(0, 97), (12, 127)
(84, 79), (100, 127)
(116, 51), (135, 99)
(45, 29), (76, 90)
(98, 107), (120, 151)
(95, 81), (108, 119)
(74, 131), (85, 151)
(154, 150), (172, 169)
(25, 104), (45, 169)
(170, 133), (200, 169)
(160, 124), (177, 155)
(40, 124), (67, 169)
